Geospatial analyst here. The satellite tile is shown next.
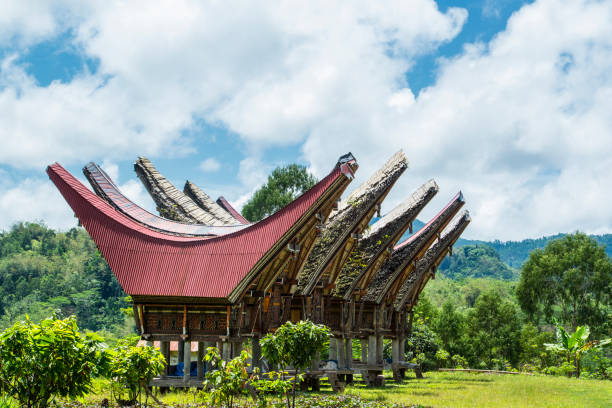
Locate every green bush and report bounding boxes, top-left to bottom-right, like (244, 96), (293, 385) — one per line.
(451, 354), (468, 369)
(108, 337), (165, 405)
(0, 315), (107, 408)
(261, 320), (330, 408)
(201, 347), (258, 408)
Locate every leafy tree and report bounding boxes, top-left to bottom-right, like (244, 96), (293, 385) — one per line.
(261, 320), (330, 408)
(0, 223), (129, 335)
(434, 301), (466, 357)
(201, 347), (255, 408)
(517, 232), (612, 334)
(108, 336), (165, 406)
(466, 290), (522, 368)
(0, 315), (107, 408)
(242, 164), (317, 222)
(518, 322), (556, 371)
(544, 321), (611, 378)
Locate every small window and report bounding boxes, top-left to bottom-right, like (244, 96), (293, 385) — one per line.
(200, 319), (205, 330)
(171, 319), (176, 329)
(214, 318), (219, 330)
(157, 319), (162, 329)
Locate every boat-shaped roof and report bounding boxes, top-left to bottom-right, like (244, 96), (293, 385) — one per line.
(394, 211), (470, 311)
(364, 192), (464, 304)
(48, 154), (356, 302)
(83, 162), (247, 237)
(332, 179), (438, 299)
(134, 157), (240, 226)
(296, 151), (408, 295)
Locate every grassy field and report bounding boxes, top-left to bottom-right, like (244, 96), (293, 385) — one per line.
(82, 371), (612, 408)
(346, 371), (612, 408)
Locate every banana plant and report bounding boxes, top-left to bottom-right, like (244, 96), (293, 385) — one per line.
(545, 321), (611, 377)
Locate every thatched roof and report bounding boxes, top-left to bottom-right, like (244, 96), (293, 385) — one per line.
(363, 192), (465, 304)
(134, 157), (233, 226)
(332, 179), (438, 299)
(184, 180), (243, 225)
(393, 211), (470, 311)
(296, 151), (408, 295)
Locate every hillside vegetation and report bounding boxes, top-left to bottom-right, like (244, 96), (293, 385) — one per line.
(0, 222), (130, 334)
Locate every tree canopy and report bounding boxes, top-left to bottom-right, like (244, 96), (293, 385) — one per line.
(0, 222), (129, 335)
(516, 232), (612, 335)
(241, 164), (317, 222)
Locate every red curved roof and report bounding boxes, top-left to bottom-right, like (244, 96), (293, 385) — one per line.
(47, 159), (352, 300)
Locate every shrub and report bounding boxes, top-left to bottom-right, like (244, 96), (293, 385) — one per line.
(201, 347), (257, 408)
(108, 337), (165, 405)
(451, 354), (468, 369)
(261, 321), (330, 408)
(0, 315), (107, 408)
(434, 349), (450, 369)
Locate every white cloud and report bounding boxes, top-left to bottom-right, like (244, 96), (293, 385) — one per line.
(0, 178), (76, 231)
(199, 158), (221, 172)
(301, 0), (612, 240)
(0, 0), (611, 240)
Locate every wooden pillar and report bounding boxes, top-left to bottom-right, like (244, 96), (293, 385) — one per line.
(367, 335), (377, 367)
(311, 351), (320, 370)
(232, 340), (243, 358)
(197, 342), (205, 379)
(161, 341), (170, 378)
(222, 342), (232, 361)
(336, 338), (346, 369)
(344, 338), (353, 369)
(252, 336), (262, 372)
(376, 336), (384, 365)
(360, 339), (368, 363)
(178, 341), (185, 364)
(183, 341), (191, 382)
(392, 339), (401, 364)
(329, 338), (338, 361)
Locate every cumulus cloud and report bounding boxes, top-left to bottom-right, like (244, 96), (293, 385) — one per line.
(199, 158), (221, 172)
(0, 0), (610, 240)
(0, 178), (76, 231)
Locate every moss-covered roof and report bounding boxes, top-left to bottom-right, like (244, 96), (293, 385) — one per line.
(332, 179), (438, 298)
(363, 193), (465, 303)
(394, 211), (470, 311)
(296, 151), (408, 295)
(184, 180), (242, 225)
(134, 157), (233, 226)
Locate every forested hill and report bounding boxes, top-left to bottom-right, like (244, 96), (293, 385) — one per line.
(0, 222), (130, 335)
(392, 217), (612, 268)
(455, 234), (612, 268)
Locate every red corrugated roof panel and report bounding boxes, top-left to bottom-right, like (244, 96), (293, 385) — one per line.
(47, 159), (350, 300)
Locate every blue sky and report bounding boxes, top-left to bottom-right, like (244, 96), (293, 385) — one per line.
(1, 0), (611, 240)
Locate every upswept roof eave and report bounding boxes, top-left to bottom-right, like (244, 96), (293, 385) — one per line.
(295, 151), (408, 295)
(83, 162), (247, 237)
(47, 158), (349, 299)
(333, 179), (439, 299)
(183, 180), (243, 226)
(134, 157), (234, 226)
(364, 193), (465, 304)
(216, 196), (250, 224)
(393, 211), (471, 311)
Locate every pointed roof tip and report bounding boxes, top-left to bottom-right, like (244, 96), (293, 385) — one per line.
(338, 152), (356, 164)
(458, 190), (464, 202)
(425, 178), (439, 191)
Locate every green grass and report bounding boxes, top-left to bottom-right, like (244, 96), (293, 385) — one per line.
(346, 371), (612, 408)
(82, 371), (612, 408)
